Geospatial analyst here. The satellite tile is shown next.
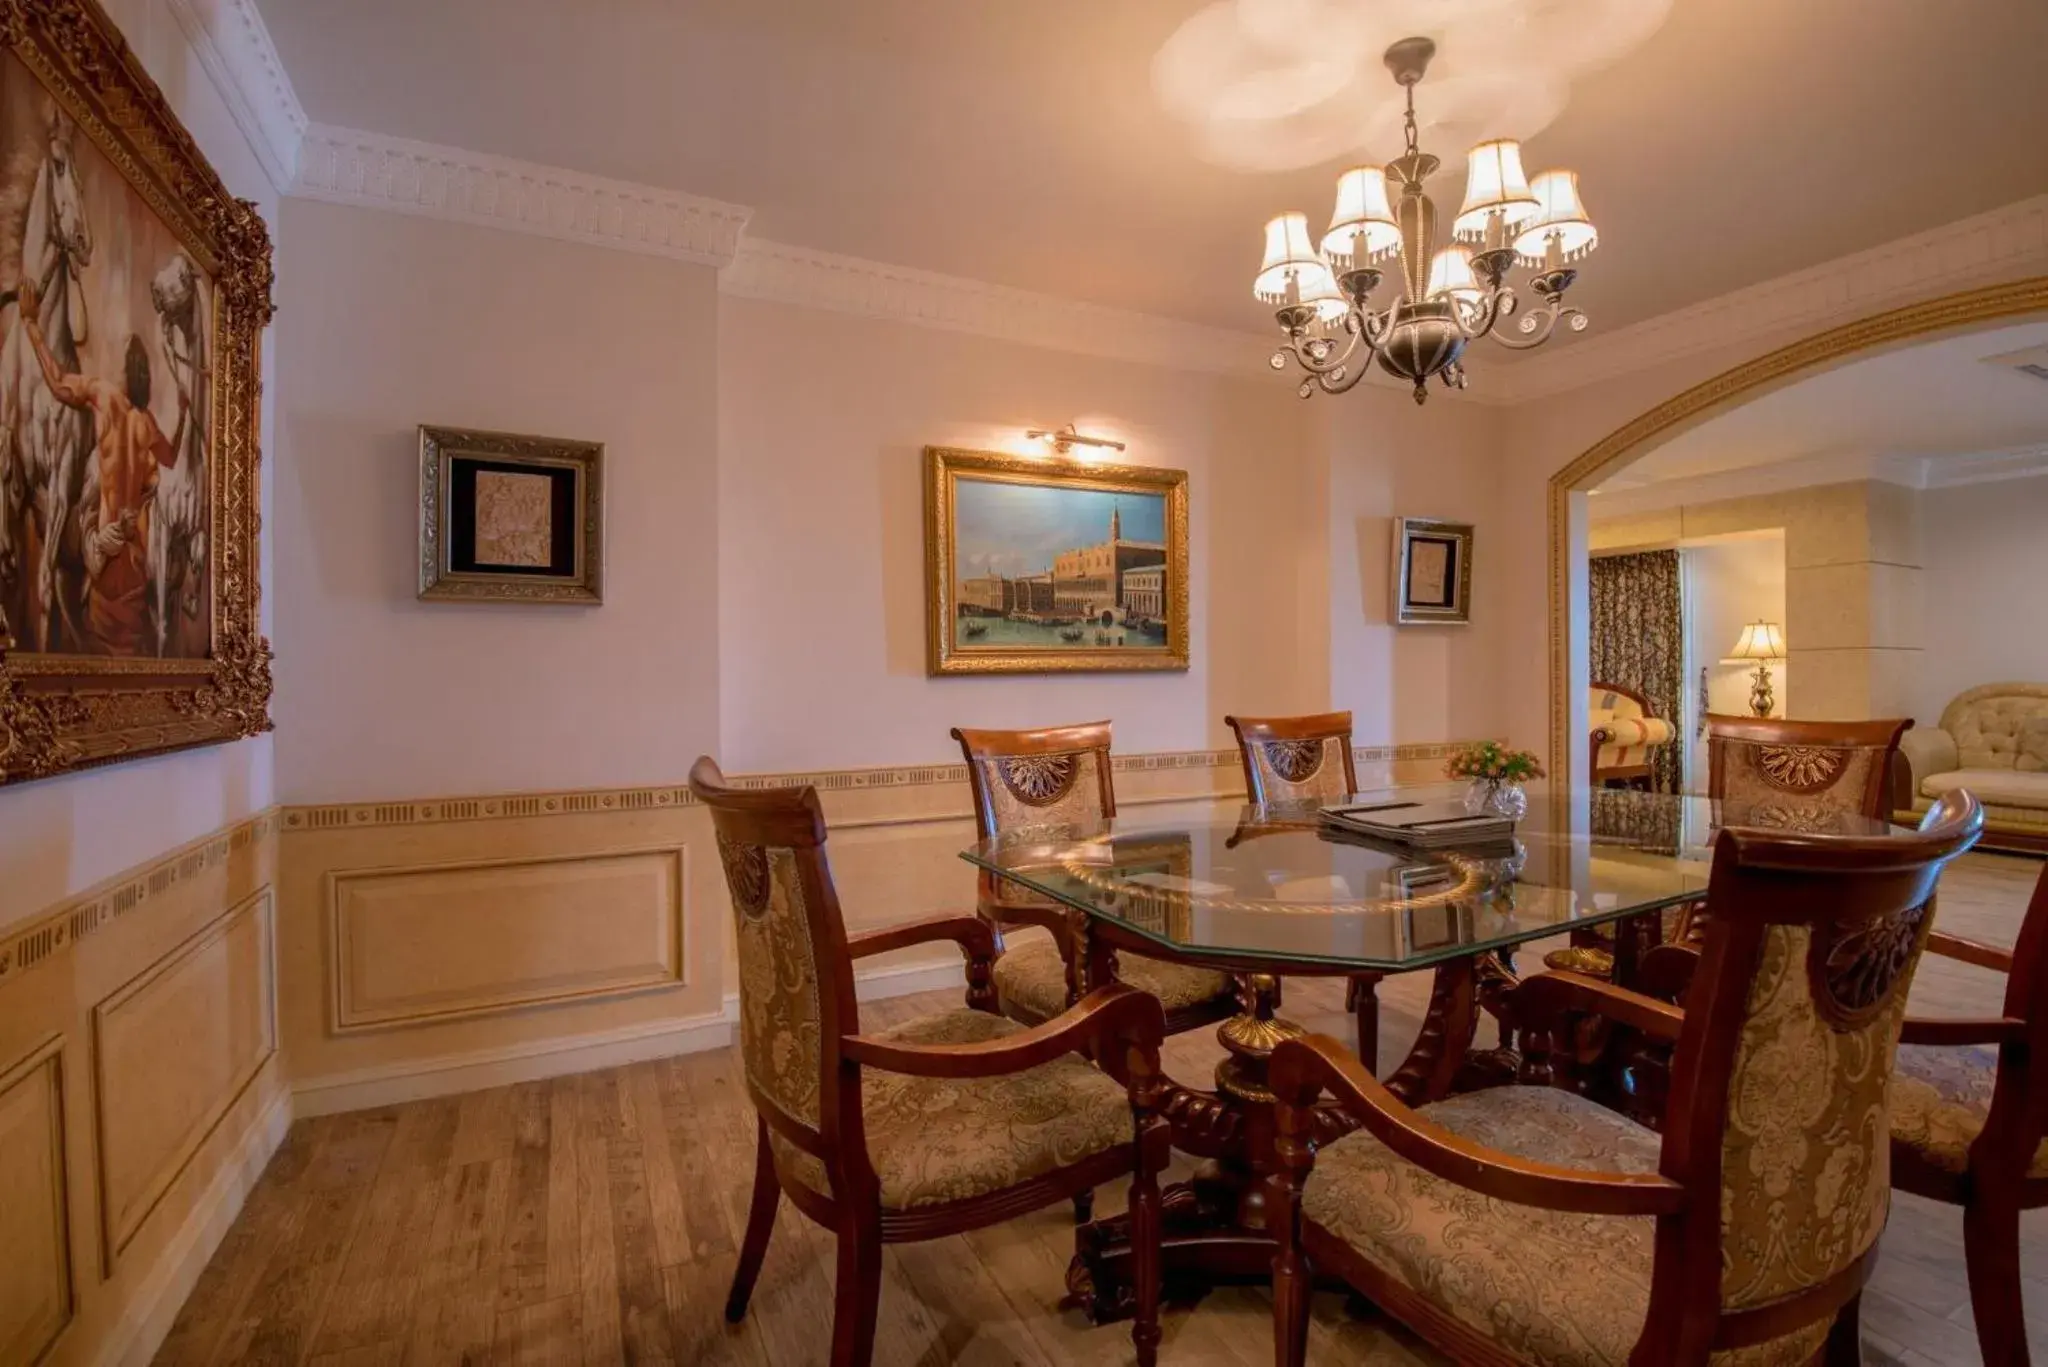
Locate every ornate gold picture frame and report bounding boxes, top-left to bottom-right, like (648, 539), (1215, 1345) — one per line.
(924, 446), (1189, 675)
(418, 426), (604, 605)
(0, 0), (275, 785)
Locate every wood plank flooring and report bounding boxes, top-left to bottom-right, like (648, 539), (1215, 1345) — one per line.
(155, 853), (2048, 1367)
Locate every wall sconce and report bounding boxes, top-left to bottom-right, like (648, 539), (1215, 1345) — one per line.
(1025, 423), (1126, 456)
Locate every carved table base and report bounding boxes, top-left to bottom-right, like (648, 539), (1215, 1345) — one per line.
(1065, 954), (1486, 1321)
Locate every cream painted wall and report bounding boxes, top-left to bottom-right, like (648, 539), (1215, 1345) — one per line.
(1681, 534), (1788, 787)
(271, 200), (721, 802)
(0, 0), (279, 930)
(1917, 474), (2048, 722)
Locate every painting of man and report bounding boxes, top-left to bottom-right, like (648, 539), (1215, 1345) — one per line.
(0, 53), (214, 658)
(16, 275), (186, 654)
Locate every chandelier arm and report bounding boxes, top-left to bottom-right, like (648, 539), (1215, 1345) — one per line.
(1485, 299), (1586, 351)
(1457, 287), (1517, 341)
(1275, 324), (1367, 377)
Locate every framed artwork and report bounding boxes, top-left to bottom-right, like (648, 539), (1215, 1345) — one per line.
(924, 446), (1188, 675)
(1392, 516), (1474, 625)
(0, 0), (275, 785)
(418, 426), (604, 604)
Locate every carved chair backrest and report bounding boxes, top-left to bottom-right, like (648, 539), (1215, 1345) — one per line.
(952, 722), (1117, 917)
(1706, 715), (1911, 820)
(1225, 712), (1358, 805)
(1639, 790), (1983, 1362)
(691, 756), (873, 1199)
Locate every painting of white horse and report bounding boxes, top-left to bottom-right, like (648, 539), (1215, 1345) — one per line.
(0, 54), (212, 658)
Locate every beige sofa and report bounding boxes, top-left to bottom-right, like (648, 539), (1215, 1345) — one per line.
(1899, 683), (2048, 853)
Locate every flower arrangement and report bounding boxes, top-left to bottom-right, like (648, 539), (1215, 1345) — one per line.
(1445, 740), (1545, 786)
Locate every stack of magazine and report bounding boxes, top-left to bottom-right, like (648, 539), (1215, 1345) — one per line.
(1320, 799), (1516, 850)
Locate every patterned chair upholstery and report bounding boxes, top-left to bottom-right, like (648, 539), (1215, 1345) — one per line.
(1587, 682), (1675, 788)
(1886, 860), (2048, 1363)
(1269, 792), (1985, 1367)
(693, 757), (1171, 1367)
(953, 723), (1235, 1033)
(1899, 682), (2048, 853)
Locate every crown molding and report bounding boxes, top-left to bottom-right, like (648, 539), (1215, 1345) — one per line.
(1589, 442), (2048, 519)
(1496, 196), (2048, 404)
(291, 125), (754, 269)
(164, 0), (308, 193)
(721, 237), (1292, 379)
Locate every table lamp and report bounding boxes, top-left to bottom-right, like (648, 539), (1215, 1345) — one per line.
(1723, 620), (1786, 717)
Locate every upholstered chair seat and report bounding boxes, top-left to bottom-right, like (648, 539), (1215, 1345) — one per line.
(1304, 1088), (1665, 1367)
(1891, 1043), (2048, 1180)
(992, 927), (1233, 1022)
(776, 1007), (1137, 1209)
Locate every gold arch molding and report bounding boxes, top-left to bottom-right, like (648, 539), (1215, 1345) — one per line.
(1547, 275), (2048, 784)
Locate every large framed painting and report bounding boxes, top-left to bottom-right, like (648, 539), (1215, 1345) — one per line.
(0, 0), (274, 784)
(924, 446), (1188, 675)
(418, 426), (604, 604)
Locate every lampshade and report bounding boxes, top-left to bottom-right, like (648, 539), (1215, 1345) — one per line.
(1724, 620), (1787, 662)
(1512, 170), (1599, 264)
(1254, 212), (1343, 318)
(1425, 245), (1484, 311)
(1452, 139), (1540, 241)
(1321, 166), (1401, 263)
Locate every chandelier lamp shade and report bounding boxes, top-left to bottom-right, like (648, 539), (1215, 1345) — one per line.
(1257, 37), (1599, 404)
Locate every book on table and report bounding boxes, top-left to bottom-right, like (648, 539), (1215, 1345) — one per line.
(1319, 799), (1516, 849)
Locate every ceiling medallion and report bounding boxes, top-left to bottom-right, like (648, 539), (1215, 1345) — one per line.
(1256, 37), (1598, 405)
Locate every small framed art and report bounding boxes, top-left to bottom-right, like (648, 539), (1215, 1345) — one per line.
(1392, 516), (1473, 625)
(418, 426), (604, 604)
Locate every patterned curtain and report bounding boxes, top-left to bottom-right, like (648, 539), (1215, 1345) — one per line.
(1589, 549), (1684, 794)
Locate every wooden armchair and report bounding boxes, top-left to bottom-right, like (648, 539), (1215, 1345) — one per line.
(692, 758), (1172, 1367)
(953, 722), (1237, 1037)
(1588, 682), (1676, 789)
(1269, 790), (1984, 1367)
(1888, 861), (2048, 1365)
(1224, 711), (1387, 1070)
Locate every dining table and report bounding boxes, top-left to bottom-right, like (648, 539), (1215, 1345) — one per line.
(958, 783), (1899, 1319)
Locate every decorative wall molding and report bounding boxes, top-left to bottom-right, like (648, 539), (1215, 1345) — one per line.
(1591, 443), (2048, 520)
(327, 847), (687, 1032)
(278, 742), (1473, 833)
(164, 0), (309, 192)
(722, 237), (1278, 378)
(0, 814), (274, 989)
(0, 1034), (71, 1367)
(292, 124), (754, 269)
(90, 890), (277, 1267)
(1497, 196), (2048, 403)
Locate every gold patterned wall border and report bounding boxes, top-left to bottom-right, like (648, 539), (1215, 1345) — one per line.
(276, 742), (1483, 833)
(1545, 276), (2048, 786)
(0, 812), (275, 989)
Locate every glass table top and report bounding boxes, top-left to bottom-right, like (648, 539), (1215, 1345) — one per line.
(959, 787), (1899, 973)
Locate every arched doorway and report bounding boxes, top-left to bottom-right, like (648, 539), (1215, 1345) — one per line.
(1546, 277), (2048, 786)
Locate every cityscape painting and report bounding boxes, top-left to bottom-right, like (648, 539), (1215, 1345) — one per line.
(924, 446), (1189, 674)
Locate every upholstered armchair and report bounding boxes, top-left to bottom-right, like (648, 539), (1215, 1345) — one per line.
(1224, 711), (1387, 1069)
(692, 758), (1171, 1367)
(1889, 860), (2048, 1365)
(1269, 791), (1984, 1367)
(1897, 682), (2048, 854)
(1588, 683), (1676, 789)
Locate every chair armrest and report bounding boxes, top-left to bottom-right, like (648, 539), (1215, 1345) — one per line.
(1899, 1015), (2026, 1048)
(1897, 727), (1958, 792)
(1636, 942), (1703, 1003)
(1511, 969), (1686, 1044)
(842, 983), (1164, 1080)
(1926, 930), (2014, 974)
(1269, 1034), (1686, 1217)
(846, 913), (996, 962)
(1636, 717), (1675, 747)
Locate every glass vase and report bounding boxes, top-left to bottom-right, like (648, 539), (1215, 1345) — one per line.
(1464, 778), (1528, 821)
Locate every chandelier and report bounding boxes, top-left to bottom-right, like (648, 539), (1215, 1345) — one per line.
(1255, 37), (1599, 405)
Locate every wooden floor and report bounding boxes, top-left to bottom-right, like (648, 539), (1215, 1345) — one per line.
(156, 853), (2048, 1367)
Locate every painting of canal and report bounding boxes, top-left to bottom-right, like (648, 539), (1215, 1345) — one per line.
(926, 447), (1189, 674)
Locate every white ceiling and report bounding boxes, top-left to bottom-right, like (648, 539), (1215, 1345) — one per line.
(253, 0), (2048, 336)
(1597, 320), (2048, 491)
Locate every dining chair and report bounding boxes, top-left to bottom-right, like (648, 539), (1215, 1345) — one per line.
(1888, 860), (2048, 1366)
(1224, 711), (1386, 1069)
(953, 722), (1238, 1036)
(1269, 789), (1984, 1367)
(693, 757), (1171, 1367)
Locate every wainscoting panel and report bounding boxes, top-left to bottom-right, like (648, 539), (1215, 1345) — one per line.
(0, 1035), (71, 1367)
(91, 891), (276, 1267)
(330, 846), (686, 1030)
